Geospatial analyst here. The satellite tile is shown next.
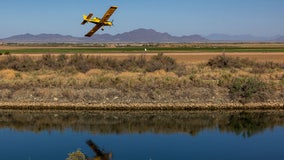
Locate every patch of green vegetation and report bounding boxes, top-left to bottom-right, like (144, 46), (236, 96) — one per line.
(207, 53), (255, 68)
(228, 77), (273, 103)
(145, 53), (178, 72)
(0, 53), (183, 74)
(3, 45), (284, 54)
(207, 53), (283, 72)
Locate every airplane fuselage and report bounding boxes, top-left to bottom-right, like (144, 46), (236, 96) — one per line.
(86, 17), (113, 26)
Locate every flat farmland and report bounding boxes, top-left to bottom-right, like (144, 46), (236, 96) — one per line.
(1, 43), (284, 64)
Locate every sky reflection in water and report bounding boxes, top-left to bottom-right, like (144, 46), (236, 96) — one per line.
(0, 110), (284, 160)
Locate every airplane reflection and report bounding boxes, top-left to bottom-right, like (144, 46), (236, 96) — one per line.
(86, 140), (112, 160)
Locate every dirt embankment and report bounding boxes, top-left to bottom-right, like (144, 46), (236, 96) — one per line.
(0, 51), (283, 110)
(0, 102), (283, 111)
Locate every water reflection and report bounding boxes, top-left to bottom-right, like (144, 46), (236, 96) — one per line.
(0, 110), (284, 137)
(1, 110), (284, 160)
(219, 111), (278, 137)
(86, 140), (112, 160)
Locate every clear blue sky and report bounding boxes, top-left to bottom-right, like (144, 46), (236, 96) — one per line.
(1, 0), (284, 38)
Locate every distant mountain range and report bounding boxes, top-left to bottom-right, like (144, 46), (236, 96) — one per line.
(205, 33), (284, 42)
(0, 28), (283, 43)
(273, 36), (284, 42)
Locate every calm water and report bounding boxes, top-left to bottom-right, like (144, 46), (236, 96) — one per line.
(0, 110), (284, 160)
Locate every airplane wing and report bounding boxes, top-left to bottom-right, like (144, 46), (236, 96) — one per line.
(81, 13), (93, 25)
(85, 23), (103, 37)
(100, 6), (118, 23)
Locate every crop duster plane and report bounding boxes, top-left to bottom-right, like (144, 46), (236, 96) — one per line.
(81, 6), (118, 37)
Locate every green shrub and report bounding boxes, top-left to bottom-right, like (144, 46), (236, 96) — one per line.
(250, 61), (282, 74)
(218, 72), (233, 87)
(250, 66), (267, 74)
(4, 51), (10, 55)
(145, 53), (177, 72)
(121, 55), (146, 71)
(261, 61), (281, 69)
(56, 54), (69, 68)
(228, 77), (273, 103)
(207, 54), (254, 69)
(0, 55), (18, 70)
(0, 53), (180, 73)
(15, 56), (37, 71)
(102, 57), (120, 71)
(90, 56), (114, 71)
(69, 54), (92, 73)
(37, 54), (58, 69)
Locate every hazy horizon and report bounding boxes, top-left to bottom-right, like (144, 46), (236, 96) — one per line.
(1, 28), (282, 40)
(1, 0), (284, 38)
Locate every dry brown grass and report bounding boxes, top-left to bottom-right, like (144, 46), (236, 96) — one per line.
(0, 48), (283, 108)
(164, 52), (284, 64)
(1, 52), (284, 64)
(0, 69), (17, 79)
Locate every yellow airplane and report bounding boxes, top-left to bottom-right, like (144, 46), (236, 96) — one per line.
(81, 6), (118, 37)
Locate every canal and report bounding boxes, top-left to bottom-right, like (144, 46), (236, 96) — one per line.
(0, 110), (284, 160)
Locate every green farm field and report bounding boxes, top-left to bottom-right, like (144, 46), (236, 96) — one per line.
(2, 43), (284, 53)
(1, 43), (284, 64)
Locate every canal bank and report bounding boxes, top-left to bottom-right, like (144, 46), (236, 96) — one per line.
(0, 102), (283, 111)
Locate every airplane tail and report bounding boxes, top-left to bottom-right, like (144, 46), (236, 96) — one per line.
(81, 13), (93, 25)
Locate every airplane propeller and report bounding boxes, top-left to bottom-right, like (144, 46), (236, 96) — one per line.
(111, 19), (114, 26)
